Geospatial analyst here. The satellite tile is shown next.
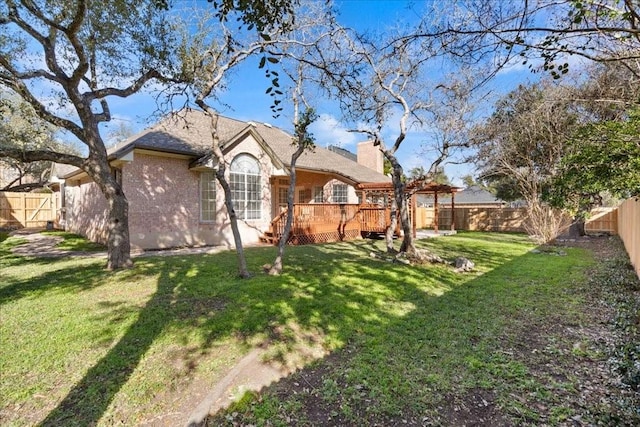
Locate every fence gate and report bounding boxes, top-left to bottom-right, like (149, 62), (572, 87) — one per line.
(0, 192), (58, 229)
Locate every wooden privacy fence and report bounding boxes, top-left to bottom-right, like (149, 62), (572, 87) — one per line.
(585, 207), (618, 234)
(416, 207), (528, 232)
(417, 206), (621, 235)
(617, 197), (640, 279)
(0, 191), (58, 229)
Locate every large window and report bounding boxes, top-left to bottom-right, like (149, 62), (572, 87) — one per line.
(332, 183), (348, 203)
(230, 154), (261, 220)
(200, 172), (217, 221)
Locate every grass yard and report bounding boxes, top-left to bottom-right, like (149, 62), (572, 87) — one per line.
(0, 231), (638, 426)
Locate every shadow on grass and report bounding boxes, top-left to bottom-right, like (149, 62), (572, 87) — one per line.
(16, 233), (538, 426)
(0, 259), (110, 306)
(38, 259), (179, 426)
(0, 236), (106, 302)
(207, 236), (594, 425)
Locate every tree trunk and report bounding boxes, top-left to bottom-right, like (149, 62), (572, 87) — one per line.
(85, 137), (133, 270)
(388, 154), (415, 254)
(197, 103), (251, 278)
(568, 218), (586, 238)
(385, 203), (397, 253)
(217, 168), (251, 278)
(104, 182), (133, 270)
(270, 146), (305, 275)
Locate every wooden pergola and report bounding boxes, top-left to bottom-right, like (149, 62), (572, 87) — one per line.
(356, 181), (462, 237)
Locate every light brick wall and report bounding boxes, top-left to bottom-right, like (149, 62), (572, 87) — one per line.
(123, 153), (210, 249)
(66, 133), (373, 250)
(64, 177), (109, 244)
(122, 144), (275, 250)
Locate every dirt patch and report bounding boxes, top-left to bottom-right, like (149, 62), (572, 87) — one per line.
(8, 229), (106, 258)
(440, 389), (510, 427)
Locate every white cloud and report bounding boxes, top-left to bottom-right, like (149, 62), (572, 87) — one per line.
(309, 113), (360, 148)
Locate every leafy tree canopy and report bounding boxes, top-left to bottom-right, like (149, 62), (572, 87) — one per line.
(408, 165), (451, 185)
(0, 92), (77, 191)
(546, 108), (640, 215)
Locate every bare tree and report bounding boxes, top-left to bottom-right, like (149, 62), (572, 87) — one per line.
(411, 71), (484, 191)
(473, 81), (579, 241)
(190, 45), (271, 278)
(317, 22), (482, 255)
(405, 0), (640, 79)
(336, 33), (432, 254)
(175, 3), (306, 277)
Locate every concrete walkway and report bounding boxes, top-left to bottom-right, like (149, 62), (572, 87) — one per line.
(7, 228), (230, 259)
(415, 229), (457, 238)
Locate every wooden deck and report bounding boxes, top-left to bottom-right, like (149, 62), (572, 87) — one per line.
(264, 203), (391, 245)
(263, 178), (461, 246)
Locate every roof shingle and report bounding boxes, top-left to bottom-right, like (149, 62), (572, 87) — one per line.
(110, 109), (390, 184)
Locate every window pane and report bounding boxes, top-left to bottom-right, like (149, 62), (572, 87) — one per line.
(312, 186), (324, 203)
(278, 187), (288, 208)
(298, 188), (311, 203)
(332, 183), (348, 203)
(200, 172), (216, 221)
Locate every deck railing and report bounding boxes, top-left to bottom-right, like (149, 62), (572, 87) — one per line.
(270, 203), (389, 244)
(359, 205), (389, 234)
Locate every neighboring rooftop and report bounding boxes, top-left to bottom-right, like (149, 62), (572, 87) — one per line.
(327, 145), (357, 162)
(418, 185), (506, 206)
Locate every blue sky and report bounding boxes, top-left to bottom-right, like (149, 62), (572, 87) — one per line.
(102, 0), (539, 186)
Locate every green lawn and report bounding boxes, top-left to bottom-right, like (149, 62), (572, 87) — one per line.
(0, 231), (636, 426)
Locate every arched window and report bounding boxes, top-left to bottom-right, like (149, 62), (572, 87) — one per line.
(230, 154), (261, 220)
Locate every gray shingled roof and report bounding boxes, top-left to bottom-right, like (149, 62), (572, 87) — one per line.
(107, 109), (390, 184)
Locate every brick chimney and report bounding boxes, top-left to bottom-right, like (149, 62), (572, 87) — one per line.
(357, 141), (384, 174)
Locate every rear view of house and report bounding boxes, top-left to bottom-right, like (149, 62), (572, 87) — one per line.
(52, 109), (390, 250)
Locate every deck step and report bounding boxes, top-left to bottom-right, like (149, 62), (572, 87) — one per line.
(260, 230), (277, 245)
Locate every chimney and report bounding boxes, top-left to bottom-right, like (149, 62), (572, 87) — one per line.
(357, 141), (384, 174)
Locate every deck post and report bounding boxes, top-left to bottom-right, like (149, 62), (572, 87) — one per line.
(451, 191), (456, 231)
(434, 192), (439, 234)
(412, 193), (417, 238)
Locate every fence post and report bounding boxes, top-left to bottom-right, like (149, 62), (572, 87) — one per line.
(21, 193), (27, 227)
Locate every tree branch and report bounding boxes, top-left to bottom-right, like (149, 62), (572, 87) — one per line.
(87, 69), (175, 101)
(0, 147), (85, 168)
(0, 72), (85, 140)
